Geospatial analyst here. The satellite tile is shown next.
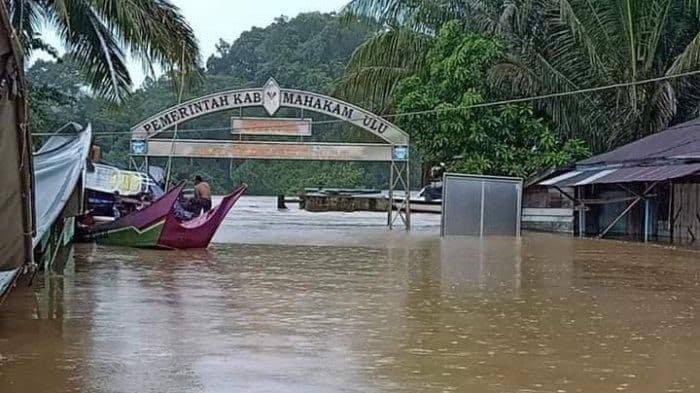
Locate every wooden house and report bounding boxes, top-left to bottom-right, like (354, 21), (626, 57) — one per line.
(537, 119), (700, 245)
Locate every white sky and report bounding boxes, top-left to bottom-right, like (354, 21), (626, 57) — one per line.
(36, 0), (350, 87)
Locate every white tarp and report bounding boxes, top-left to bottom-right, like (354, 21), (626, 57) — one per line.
(3, 125), (91, 296)
(33, 125), (92, 246)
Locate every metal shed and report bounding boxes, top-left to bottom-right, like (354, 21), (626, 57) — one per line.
(441, 173), (523, 237)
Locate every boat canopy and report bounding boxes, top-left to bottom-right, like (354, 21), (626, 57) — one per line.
(86, 163), (162, 197)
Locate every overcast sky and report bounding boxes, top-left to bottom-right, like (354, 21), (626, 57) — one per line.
(37, 0), (350, 87)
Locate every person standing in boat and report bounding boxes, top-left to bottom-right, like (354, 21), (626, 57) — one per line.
(193, 175), (212, 215)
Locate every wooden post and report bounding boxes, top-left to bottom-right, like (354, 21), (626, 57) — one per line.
(644, 198), (650, 243)
(668, 181), (674, 243)
(388, 161), (394, 228)
(277, 195), (287, 210)
(577, 187), (586, 237)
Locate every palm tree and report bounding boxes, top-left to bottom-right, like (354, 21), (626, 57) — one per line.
(334, 1), (469, 113)
(340, 0), (700, 152)
(334, 25), (430, 113)
(8, 0), (200, 101)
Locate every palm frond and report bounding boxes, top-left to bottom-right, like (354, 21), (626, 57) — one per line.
(334, 27), (430, 112)
(46, 0), (131, 101)
(12, 0), (201, 101)
(668, 30), (700, 75)
(342, 0), (470, 32)
(554, 0), (609, 79)
(88, 0), (201, 82)
(7, 0), (42, 54)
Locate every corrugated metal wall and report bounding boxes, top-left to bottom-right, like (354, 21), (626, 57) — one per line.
(441, 174), (522, 237)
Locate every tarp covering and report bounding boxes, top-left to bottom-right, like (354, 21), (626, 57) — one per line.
(33, 126), (92, 246)
(1, 127), (90, 297)
(86, 163), (152, 196)
(0, 0), (33, 274)
(0, 270), (18, 299)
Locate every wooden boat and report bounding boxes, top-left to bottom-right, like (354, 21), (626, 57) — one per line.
(77, 183), (247, 249)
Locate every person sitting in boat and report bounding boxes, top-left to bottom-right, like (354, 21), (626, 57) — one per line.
(172, 196), (194, 221)
(192, 175), (212, 215)
(136, 192), (153, 211)
(112, 191), (123, 218)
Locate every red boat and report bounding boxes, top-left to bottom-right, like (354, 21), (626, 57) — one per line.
(77, 183), (247, 249)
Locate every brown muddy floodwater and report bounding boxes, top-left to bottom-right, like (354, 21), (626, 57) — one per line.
(1, 197), (700, 393)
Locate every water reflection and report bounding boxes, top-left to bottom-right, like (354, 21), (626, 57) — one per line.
(440, 236), (522, 292)
(0, 232), (699, 393)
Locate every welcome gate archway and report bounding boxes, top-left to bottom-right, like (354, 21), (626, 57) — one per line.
(129, 78), (411, 230)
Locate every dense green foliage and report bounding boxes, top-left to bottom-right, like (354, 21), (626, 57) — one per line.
(28, 12), (399, 195)
(394, 22), (588, 177)
(27, 5), (614, 194)
(342, 0), (700, 153)
(10, 0), (199, 101)
(207, 13), (375, 92)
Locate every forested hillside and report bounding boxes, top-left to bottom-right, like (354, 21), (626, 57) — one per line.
(29, 12), (392, 195)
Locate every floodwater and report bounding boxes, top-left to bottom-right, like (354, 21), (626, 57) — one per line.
(1, 197), (700, 393)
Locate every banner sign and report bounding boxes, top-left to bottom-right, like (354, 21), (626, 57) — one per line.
(393, 145), (409, 161)
(231, 117), (312, 136)
(131, 140), (147, 155)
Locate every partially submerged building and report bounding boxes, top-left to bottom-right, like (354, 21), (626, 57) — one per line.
(537, 118), (700, 245)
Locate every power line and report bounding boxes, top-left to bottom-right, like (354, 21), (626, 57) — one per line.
(383, 68), (700, 119)
(31, 119), (346, 137)
(32, 68), (700, 138)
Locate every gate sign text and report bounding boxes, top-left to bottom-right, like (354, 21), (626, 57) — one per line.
(132, 78), (409, 145)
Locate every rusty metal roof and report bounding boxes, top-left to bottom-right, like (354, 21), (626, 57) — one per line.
(540, 163), (700, 187)
(578, 118), (700, 166)
(595, 163), (700, 183)
(539, 118), (700, 186)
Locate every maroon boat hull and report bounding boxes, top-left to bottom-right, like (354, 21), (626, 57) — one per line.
(158, 186), (247, 249)
(78, 184), (246, 249)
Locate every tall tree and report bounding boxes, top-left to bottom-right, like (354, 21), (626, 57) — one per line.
(341, 0), (700, 152)
(207, 12), (375, 93)
(394, 21), (588, 177)
(10, 0), (200, 101)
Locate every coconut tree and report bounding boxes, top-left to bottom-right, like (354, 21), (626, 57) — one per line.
(8, 0), (200, 101)
(340, 0), (700, 152)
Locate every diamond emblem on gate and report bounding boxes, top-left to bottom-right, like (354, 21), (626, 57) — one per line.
(262, 78), (281, 115)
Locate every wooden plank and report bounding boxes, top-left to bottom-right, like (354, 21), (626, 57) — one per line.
(674, 183), (700, 244)
(522, 208), (575, 217)
(143, 139), (394, 162)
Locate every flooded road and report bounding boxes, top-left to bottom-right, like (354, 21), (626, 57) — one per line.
(1, 197), (700, 392)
